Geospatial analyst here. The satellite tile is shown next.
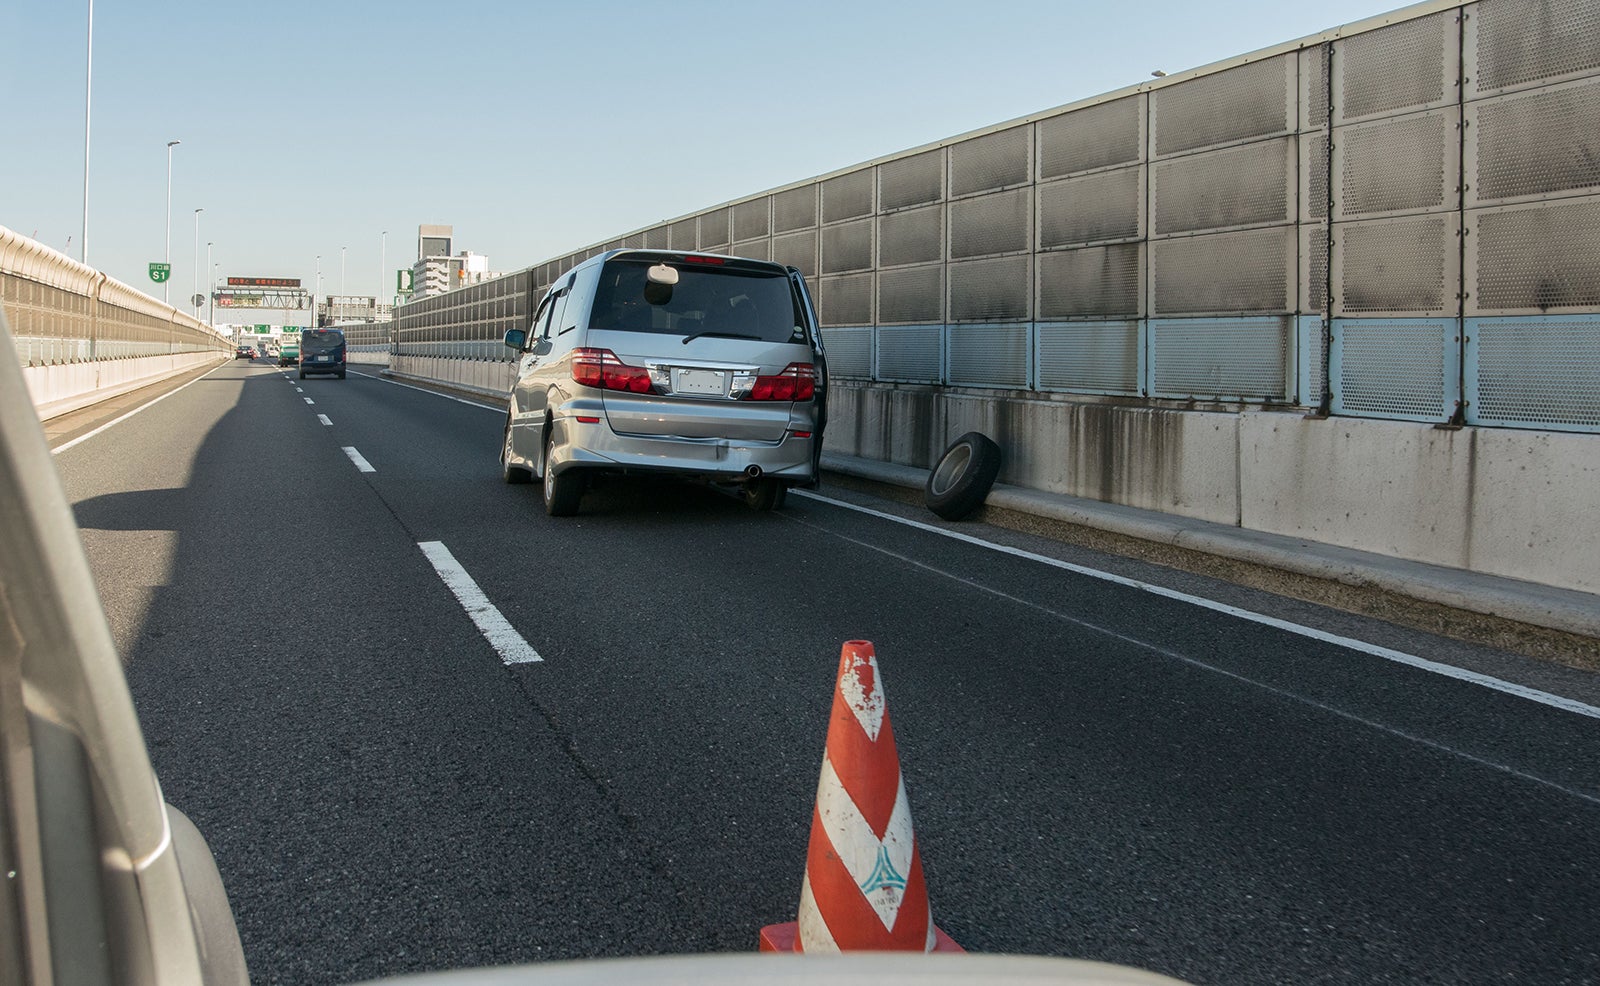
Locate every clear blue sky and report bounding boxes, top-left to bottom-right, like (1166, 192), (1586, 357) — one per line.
(5, 0), (1406, 302)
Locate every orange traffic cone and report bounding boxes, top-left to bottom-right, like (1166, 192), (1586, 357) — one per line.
(760, 640), (962, 953)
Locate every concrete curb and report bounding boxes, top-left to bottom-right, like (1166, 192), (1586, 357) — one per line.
(820, 452), (1600, 641)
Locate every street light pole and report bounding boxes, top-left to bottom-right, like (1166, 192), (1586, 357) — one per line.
(340, 245), (346, 296)
(205, 240), (213, 327)
(82, 0), (93, 264)
(192, 208), (203, 318)
(380, 230), (387, 305)
(163, 139), (180, 303)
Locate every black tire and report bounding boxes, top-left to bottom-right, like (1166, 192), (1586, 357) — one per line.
(542, 428), (581, 516)
(337, 370), (346, 379)
(924, 432), (1002, 521)
(501, 415), (532, 484)
(297, 369), (306, 379)
(743, 478), (785, 511)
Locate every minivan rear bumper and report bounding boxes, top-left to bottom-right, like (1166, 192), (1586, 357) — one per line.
(550, 415), (816, 483)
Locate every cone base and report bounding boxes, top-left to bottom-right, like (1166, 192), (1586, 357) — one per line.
(758, 921), (963, 953)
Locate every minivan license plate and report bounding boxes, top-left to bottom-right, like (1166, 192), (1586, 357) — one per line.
(317, 355), (330, 361)
(675, 369), (724, 395)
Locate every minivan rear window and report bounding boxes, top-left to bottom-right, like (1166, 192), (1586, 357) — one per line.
(589, 259), (805, 344)
(302, 329), (345, 354)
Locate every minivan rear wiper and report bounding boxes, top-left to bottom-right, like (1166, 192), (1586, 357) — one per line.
(681, 330), (762, 345)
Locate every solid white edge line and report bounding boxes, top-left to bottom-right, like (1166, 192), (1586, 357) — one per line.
(52, 360), (228, 455)
(417, 541), (542, 665)
(792, 490), (1600, 722)
(341, 446), (375, 473)
(317, 414), (332, 426)
(348, 369), (502, 411)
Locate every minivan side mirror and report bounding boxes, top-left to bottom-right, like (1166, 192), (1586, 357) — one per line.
(503, 328), (527, 350)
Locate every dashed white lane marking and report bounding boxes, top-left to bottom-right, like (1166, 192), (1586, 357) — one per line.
(295, 387), (303, 392)
(303, 397), (315, 405)
(348, 369), (501, 411)
(317, 414), (332, 426)
(417, 541), (542, 665)
(793, 491), (1600, 723)
(341, 446), (375, 473)
(53, 360), (228, 455)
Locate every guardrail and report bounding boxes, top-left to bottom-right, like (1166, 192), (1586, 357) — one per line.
(1, 226), (231, 419)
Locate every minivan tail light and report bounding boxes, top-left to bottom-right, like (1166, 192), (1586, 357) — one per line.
(744, 363), (816, 402)
(572, 348), (653, 393)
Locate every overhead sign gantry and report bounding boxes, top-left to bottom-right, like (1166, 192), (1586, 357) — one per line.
(214, 276), (311, 310)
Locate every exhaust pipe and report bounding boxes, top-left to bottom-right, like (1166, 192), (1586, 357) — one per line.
(744, 464), (763, 480)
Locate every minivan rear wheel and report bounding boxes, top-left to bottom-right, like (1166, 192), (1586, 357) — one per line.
(743, 478), (786, 511)
(543, 429), (582, 516)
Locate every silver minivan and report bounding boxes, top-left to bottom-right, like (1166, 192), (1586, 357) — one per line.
(500, 250), (827, 515)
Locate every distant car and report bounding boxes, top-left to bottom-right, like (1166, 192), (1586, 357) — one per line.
(235, 345), (251, 358)
(500, 250), (827, 516)
(298, 328), (347, 379)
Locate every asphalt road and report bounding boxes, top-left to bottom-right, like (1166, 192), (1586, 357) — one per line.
(52, 358), (1600, 985)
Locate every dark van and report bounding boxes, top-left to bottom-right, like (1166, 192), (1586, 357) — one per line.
(299, 328), (347, 379)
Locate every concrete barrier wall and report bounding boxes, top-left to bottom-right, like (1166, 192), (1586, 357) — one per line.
(27, 351), (227, 421)
(829, 381), (1600, 594)
(390, 356), (511, 401)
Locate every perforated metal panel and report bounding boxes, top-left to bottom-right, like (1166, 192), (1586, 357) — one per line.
(1150, 227), (1294, 315)
(732, 237), (770, 262)
(1468, 198), (1600, 313)
(820, 325), (872, 379)
(1152, 138), (1294, 235)
(948, 323), (1030, 388)
(1301, 133), (1330, 222)
(1468, 0), (1600, 98)
(1149, 316), (1290, 399)
(1330, 317), (1457, 420)
(1300, 223), (1330, 313)
(876, 324), (943, 383)
(644, 226), (669, 249)
(1334, 12), (1458, 124)
(1465, 315), (1600, 430)
(1037, 95), (1143, 179)
(774, 186), (818, 233)
(1038, 244), (1143, 319)
(1153, 56), (1293, 155)
(771, 229), (817, 278)
(817, 272), (874, 327)
(733, 198), (771, 240)
(821, 219), (873, 274)
(1035, 320), (1140, 394)
(1467, 78), (1600, 206)
(879, 150), (944, 211)
(1301, 44), (1333, 130)
(878, 265), (944, 324)
(1333, 109), (1457, 219)
(699, 208), (730, 249)
(1039, 167), (1142, 248)
(623, 234), (645, 249)
(950, 188), (1030, 259)
(1296, 315), (1328, 406)
(950, 126), (1031, 196)
(1333, 213), (1459, 316)
(878, 206), (943, 268)
(823, 169), (875, 223)
(950, 256), (1030, 321)
(669, 219), (697, 250)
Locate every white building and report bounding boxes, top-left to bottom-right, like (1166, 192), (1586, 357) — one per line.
(409, 224), (499, 298)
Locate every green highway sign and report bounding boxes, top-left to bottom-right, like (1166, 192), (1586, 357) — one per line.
(397, 269), (413, 293)
(254, 325), (271, 333)
(148, 262), (171, 284)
